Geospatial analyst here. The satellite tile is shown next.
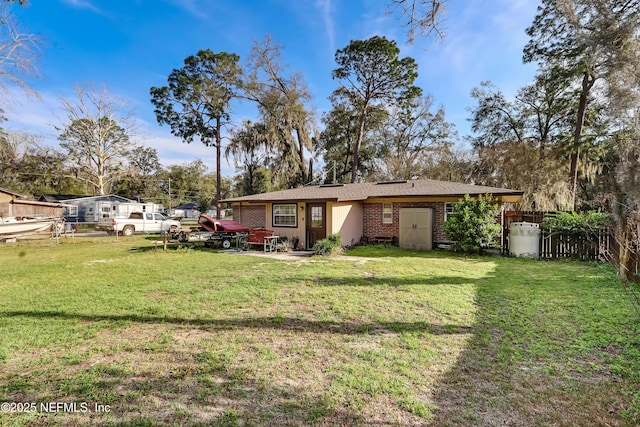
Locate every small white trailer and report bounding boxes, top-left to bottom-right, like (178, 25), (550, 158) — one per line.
(92, 201), (164, 222)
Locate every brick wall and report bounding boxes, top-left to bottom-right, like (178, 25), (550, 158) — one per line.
(233, 205), (266, 228)
(363, 202), (449, 244)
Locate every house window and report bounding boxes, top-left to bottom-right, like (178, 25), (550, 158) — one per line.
(273, 204), (297, 227)
(382, 203), (393, 224)
(310, 206), (323, 228)
(445, 203), (456, 221)
(64, 205), (78, 217)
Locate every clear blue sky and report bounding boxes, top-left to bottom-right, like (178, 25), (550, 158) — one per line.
(6, 0), (540, 176)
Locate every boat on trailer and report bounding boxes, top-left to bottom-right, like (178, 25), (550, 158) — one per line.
(0, 216), (60, 238)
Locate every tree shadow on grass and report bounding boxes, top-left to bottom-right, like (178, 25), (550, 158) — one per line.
(1, 336), (370, 426)
(307, 274), (478, 287)
(1, 310), (473, 336)
(130, 242), (241, 254)
(345, 246), (495, 262)
(425, 259), (640, 426)
(9, 250), (632, 425)
(0, 309), (472, 426)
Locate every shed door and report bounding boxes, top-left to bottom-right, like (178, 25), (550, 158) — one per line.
(307, 203), (326, 249)
(399, 208), (433, 250)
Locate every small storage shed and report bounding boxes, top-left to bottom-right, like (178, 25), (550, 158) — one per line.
(1, 188), (63, 218)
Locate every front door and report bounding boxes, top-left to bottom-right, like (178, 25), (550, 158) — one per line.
(307, 203), (326, 249)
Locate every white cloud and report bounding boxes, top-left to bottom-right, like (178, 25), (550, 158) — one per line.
(61, 0), (107, 16)
(491, 0), (539, 50)
(2, 88), (231, 173)
(3, 89), (62, 141)
(315, 0), (335, 55)
(390, 0), (542, 139)
(162, 0), (208, 19)
(139, 124), (236, 175)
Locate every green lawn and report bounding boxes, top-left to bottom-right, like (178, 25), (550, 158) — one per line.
(0, 236), (639, 426)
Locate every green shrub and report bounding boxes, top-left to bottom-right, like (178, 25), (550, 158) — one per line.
(542, 210), (610, 236)
(312, 233), (343, 256)
(444, 194), (501, 254)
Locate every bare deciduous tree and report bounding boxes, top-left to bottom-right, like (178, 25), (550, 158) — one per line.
(57, 84), (138, 195)
(373, 95), (458, 181)
(0, 2), (39, 99)
(386, 0), (448, 43)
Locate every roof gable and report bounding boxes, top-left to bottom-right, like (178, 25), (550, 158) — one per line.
(39, 194), (90, 202)
(39, 194), (135, 203)
(0, 187), (27, 199)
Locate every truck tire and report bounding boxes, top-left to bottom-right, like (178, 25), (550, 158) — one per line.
(222, 239), (232, 249)
(122, 225), (135, 237)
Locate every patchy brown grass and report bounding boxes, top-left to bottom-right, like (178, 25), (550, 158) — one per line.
(0, 239), (638, 426)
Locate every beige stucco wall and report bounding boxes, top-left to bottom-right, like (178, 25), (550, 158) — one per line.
(266, 202), (307, 249)
(241, 200), (363, 249)
(327, 202), (363, 247)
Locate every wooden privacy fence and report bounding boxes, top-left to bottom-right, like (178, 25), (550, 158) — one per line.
(503, 210), (545, 227)
(503, 211), (610, 261)
(539, 230), (611, 261)
(503, 211), (640, 283)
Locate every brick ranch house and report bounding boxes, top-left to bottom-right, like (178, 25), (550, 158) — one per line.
(223, 179), (524, 250)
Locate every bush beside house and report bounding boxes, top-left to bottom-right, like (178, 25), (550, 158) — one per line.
(312, 233), (343, 256)
(444, 194), (501, 254)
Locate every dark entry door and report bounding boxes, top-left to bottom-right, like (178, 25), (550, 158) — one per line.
(307, 203), (326, 249)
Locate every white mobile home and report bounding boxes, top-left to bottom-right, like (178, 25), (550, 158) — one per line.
(94, 201), (164, 220)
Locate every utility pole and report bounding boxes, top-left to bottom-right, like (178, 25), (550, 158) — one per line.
(333, 160), (336, 184)
(167, 178), (171, 210)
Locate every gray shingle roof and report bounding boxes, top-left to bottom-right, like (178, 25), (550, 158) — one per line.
(223, 179), (523, 203)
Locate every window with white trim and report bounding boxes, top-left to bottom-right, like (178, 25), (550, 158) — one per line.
(382, 203), (393, 224)
(273, 204), (297, 227)
(444, 203), (456, 221)
(64, 205), (78, 217)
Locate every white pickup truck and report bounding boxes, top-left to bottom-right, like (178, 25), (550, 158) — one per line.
(97, 212), (181, 236)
